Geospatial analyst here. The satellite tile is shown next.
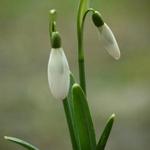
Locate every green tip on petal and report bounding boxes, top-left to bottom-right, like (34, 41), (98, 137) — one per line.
(92, 11), (104, 27)
(52, 32), (61, 48)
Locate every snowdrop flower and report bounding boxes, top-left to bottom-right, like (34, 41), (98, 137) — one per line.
(92, 11), (120, 60)
(48, 32), (70, 100)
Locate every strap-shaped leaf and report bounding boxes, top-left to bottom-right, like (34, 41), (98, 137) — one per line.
(63, 74), (80, 150)
(4, 136), (40, 150)
(96, 114), (115, 150)
(72, 84), (96, 150)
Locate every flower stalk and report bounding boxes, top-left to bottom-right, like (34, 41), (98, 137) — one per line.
(49, 9), (57, 42)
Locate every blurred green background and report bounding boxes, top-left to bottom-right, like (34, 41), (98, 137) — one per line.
(0, 0), (150, 149)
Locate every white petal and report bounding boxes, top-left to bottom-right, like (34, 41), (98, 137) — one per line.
(99, 23), (120, 60)
(48, 48), (70, 100)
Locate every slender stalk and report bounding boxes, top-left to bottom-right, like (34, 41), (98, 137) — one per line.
(78, 8), (95, 95)
(78, 57), (86, 94)
(77, 1), (94, 95)
(63, 98), (78, 150)
(77, 9), (85, 94)
(62, 74), (79, 150)
(49, 9), (57, 42)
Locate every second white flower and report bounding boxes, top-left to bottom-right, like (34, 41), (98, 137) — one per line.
(48, 32), (70, 100)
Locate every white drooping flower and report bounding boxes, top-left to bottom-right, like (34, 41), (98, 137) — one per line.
(92, 11), (120, 60)
(48, 32), (70, 100)
(98, 23), (120, 60)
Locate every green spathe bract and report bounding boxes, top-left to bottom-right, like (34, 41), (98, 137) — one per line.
(49, 9), (57, 42)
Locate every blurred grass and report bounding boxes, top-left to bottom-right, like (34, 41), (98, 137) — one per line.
(0, 0), (150, 150)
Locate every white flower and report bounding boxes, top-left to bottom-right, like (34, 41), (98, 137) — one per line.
(48, 47), (70, 100)
(98, 23), (120, 60)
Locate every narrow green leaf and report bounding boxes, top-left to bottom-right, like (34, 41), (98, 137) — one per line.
(4, 136), (40, 150)
(72, 84), (96, 150)
(63, 73), (80, 150)
(96, 114), (115, 150)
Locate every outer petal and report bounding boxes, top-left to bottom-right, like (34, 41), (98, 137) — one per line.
(48, 48), (70, 100)
(99, 23), (120, 60)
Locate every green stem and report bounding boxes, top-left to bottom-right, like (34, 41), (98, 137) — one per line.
(78, 57), (86, 94)
(77, 0), (95, 94)
(63, 98), (78, 150)
(78, 8), (95, 94)
(77, 4), (86, 94)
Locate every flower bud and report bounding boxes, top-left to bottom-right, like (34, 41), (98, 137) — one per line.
(48, 32), (70, 100)
(98, 23), (120, 60)
(92, 11), (120, 60)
